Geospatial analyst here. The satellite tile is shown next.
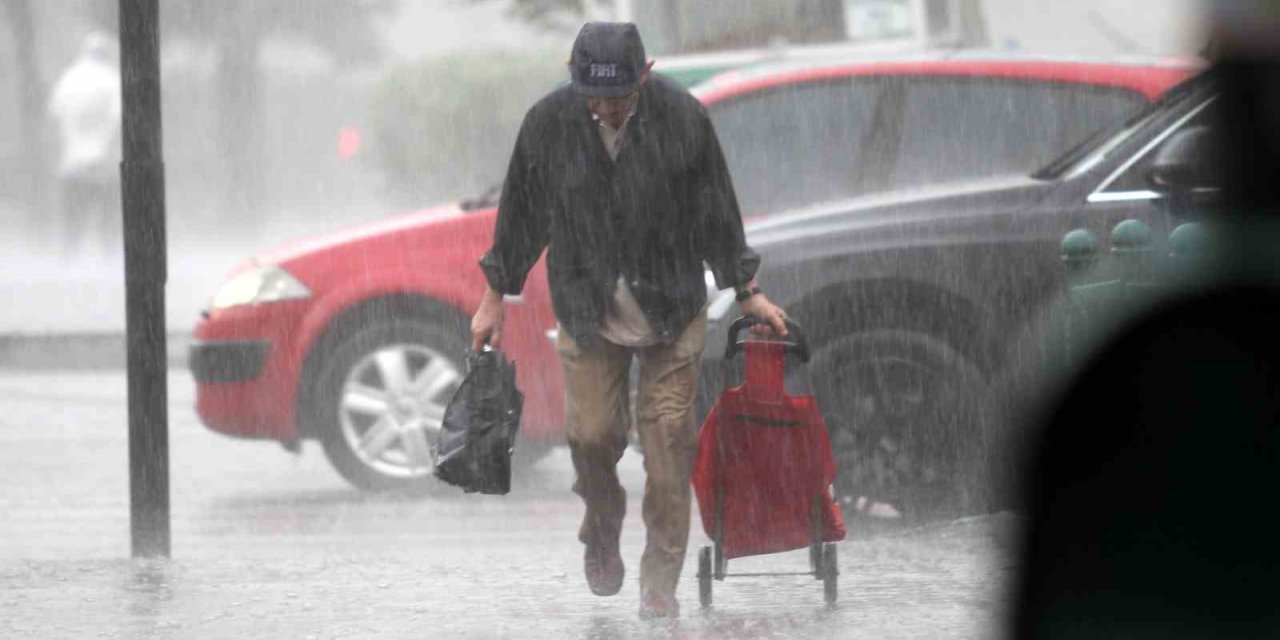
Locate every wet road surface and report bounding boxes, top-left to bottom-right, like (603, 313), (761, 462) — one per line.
(0, 371), (1018, 639)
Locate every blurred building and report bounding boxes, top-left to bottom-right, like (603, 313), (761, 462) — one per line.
(0, 0), (83, 212)
(1, 0), (1205, 227)
(0, 0), (552, 229)
(619, 0), (1204, 57)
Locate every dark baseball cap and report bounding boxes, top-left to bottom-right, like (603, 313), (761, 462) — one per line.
(569, 22), (647, 98)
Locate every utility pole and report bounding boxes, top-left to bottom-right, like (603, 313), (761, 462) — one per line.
(118, 0), (170, 558)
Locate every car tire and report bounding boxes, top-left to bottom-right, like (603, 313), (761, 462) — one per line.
(802, 330), (992, 518)
(312, 315), (469, 493)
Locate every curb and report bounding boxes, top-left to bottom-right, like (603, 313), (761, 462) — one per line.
(0, 333), (193, 370)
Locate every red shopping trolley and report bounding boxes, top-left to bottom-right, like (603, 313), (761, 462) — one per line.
(692, 316), (846, 607)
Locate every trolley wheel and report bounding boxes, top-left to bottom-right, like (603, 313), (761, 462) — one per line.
(713, 541), (727, 580)
(698, 546), (713, 608)
(821, 543), (839, 605)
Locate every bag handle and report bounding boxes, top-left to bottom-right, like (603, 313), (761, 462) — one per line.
(724, 315), (810, 363)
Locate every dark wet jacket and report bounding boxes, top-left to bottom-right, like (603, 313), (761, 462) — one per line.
(479, 74), (760, 345)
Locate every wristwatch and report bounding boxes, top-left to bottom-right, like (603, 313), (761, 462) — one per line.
(735, 285), (762, 302)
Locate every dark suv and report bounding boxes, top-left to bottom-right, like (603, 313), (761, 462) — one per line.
(701, 70), (1219, 514)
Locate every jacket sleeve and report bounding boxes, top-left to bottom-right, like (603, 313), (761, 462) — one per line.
(479, 112), (550, 296)
(694, 110), (760, 290)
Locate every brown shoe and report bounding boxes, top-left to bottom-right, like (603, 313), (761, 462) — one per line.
(584, 540), (624, 596)
(638, 589), (680, 619)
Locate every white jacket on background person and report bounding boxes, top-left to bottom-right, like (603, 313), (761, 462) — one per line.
(48, 32), (122, 184)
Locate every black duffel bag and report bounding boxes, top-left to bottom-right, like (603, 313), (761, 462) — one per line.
(434, 347), (523, 494)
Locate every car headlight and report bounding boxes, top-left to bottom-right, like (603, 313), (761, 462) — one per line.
(210, 265), (312, 310)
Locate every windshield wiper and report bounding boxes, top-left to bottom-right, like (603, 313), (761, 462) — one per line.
(1031, 125), (1117, 180)
(459, 182), (502, 211)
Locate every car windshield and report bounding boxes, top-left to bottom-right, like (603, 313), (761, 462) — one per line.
(1032, 70), (1214, 180)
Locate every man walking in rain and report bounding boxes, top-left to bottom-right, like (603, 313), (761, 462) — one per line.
(471, 22), (787, 618)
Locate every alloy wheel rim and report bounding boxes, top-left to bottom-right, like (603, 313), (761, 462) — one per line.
(339, 343), (462, 479)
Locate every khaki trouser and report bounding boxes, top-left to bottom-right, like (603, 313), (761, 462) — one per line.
(557, 310), (707, 599)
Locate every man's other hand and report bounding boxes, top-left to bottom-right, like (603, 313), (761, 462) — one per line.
(739, 293), (788, 337)
(471, 288), (505, 350)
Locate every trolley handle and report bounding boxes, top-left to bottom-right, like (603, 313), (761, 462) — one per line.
(724, 315), (810, 363)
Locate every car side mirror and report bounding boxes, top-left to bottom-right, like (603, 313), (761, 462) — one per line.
(1147, 126), (1219, 197)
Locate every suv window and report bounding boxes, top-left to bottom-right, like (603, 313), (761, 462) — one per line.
(889, 78), (1146, 191)
(710, 74), (1149, 217)
(709, 79), (888, 216)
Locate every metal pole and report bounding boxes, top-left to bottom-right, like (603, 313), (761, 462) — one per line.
(118, 0), (169, 558)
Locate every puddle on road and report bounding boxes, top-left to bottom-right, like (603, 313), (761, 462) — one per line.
(1, 513), (1018, 640)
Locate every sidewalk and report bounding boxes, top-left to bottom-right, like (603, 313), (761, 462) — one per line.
(0, 332), (192, 369)
(0, 224), (239, 342)
(0, 198), (389, 370)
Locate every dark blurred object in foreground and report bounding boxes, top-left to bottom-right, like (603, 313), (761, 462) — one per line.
(1011, 46), (1280, 640)
(435, 348), (523, 495)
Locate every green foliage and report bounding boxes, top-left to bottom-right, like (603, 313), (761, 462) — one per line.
(371, 50), (566, 204)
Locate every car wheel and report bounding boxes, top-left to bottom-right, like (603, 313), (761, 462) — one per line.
(313, 316), (467, 492)
(804, 330), (991, 518)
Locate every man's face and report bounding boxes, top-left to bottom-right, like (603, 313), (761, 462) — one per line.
(588, 93), (639, 129)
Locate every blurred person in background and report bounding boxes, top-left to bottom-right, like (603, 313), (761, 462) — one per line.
(470, 22), (787, 619)
(47, 31), (121, 256)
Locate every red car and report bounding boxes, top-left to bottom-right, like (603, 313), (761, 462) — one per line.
(191, 54), (1194, 491)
